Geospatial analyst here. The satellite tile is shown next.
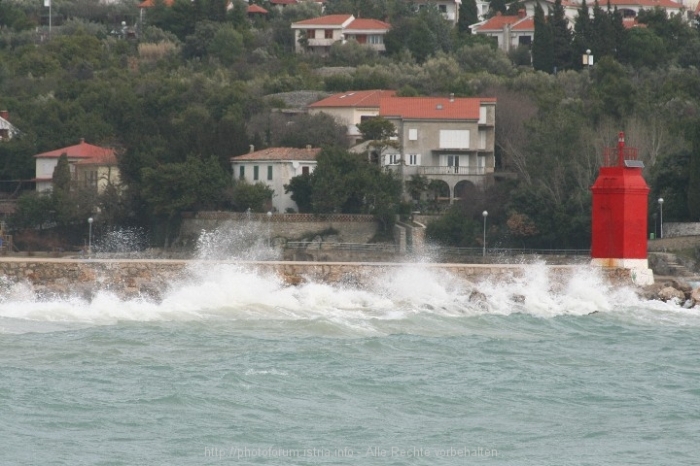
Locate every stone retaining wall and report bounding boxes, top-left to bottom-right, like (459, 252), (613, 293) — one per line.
(180, 212), (379, 246)
(0, 258), (634, 301)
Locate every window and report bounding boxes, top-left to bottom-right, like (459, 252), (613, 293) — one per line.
(325, 29), (333, 39)
(439, 4), (447, 13)
(519, 36), (532, 46)
(306, 29), (315, 39)
(267, 166), (273, 181)
(302, 166), (310, 175)
(439, 130), (469, 149)
(389, 154), (400, 165)
(479, 130), (487, 150)
(408, 154), (419, 165)
(479, 106), (487, 124)
(239, 166), (245, 180)
(367, 35), (383, 45)
(477, 155), (486, 174)
(447, 155), (460, 173)
(408, 129), (418, 141)
(253, 166), (259, 181)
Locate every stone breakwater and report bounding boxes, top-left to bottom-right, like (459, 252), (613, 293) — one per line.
(0, 258), (636, 302)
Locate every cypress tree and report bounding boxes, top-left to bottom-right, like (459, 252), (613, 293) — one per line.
(550, 0), (573, 71)
(688, 122), (700, 220)
(532, 3), (554, 73)
(458, 0), (479, 35)
(573, 0), (593, 69)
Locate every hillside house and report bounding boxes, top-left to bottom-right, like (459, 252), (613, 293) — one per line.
(413, 0), (463, 24)
(34, 139), (120, 193)
(291, 14), (390, 54)
(0, 111), (19, 142)
(518, 0), (686, 25)
(308, 90), (396, 145)
(230, 146), (321, 213)
(355, 95), (497, 205)
(472, 10), (534, 52)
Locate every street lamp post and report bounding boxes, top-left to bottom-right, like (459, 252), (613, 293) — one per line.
(482, 210), (488, 257)
(658, 198), (664, 239)
(88, 217), (94, 255)
(267, 211), (272, 247)
(583, 49), (594, 68)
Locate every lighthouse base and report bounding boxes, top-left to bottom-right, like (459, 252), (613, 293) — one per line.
(590, 258), (654, 286)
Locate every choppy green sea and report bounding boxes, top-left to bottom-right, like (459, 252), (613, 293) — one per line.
(1, 263), (699, 465)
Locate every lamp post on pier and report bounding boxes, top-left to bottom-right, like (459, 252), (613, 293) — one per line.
(658, 198), (664, 239)
(88, 217), (93, 255)
(482, 210), (488, 257)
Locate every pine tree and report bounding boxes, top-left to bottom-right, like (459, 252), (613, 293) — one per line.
(532, 4), (554, 73)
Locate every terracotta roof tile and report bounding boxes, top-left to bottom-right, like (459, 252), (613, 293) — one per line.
(345, 18), (391, 31)
(231, 147), (321, 162)
(34, 140), (117, 164)
(309, 90), (396, 108)
(380, 97), (496, 120)
(511, 17), (534, 31)
(138, 0), (174, 8)
(247, 4), (268, 14)
(292, 14), (354, 27)
(606, 0), (682, 7)
(475, 13), (521, 31)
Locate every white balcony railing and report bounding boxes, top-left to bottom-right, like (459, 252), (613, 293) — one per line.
(419, 166), (490, 176)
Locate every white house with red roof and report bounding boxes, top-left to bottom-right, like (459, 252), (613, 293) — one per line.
(230, 146), (321, 212)
(0, 110), (19, 142)
(520, 0), (686, 24)
(308, 90), (397, 144)
(472, 10), (534, 52)
(291, 14), (390, 53)
(346, 95), (497, 204)
(34, 139), (120, 193)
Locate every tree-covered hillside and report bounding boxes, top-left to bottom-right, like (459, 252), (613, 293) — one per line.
(1, 0), (699, 250)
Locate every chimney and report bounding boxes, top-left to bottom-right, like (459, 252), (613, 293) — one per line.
(306, 144), (312, 150)
(449, 93), (454, 102)
(0, 110), (8, 121)
(80, 138), (85, 144)
(249, 144), (255, 153)
(518, 8), (526, 19)
(496, 11), (502, 16)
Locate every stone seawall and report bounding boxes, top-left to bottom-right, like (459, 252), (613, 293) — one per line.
(0, 258), (635, 301)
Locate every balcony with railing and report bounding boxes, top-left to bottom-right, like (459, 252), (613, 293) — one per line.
(418, 166), (492, 176)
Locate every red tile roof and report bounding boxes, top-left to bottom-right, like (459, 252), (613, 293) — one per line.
(345, 18), (391, 31)
(511, 17), (534, 31)
(606, 0), (682, 7)
(293, 14), (353, 27)
(247, 4), (268, 14)
(34, 139), (117, 164)
(231, 147), (321, 162)
(380, 97), (496, 120)
(309, 90), (396, 109)
(475, 14), (521, 31)
(138, 0), (174, 8)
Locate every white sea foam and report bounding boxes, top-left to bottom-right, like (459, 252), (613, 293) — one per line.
(0, 257), (698, 334)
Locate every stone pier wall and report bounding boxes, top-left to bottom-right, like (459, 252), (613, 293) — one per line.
(0, 258), (635, 301)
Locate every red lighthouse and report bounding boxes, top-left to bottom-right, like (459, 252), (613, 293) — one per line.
(590, 132), (654, 285)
